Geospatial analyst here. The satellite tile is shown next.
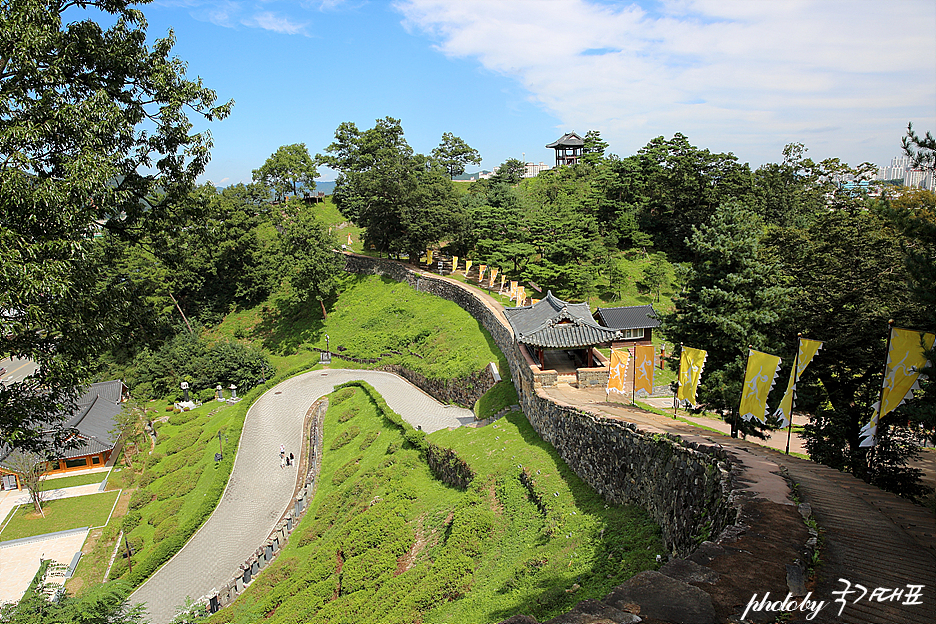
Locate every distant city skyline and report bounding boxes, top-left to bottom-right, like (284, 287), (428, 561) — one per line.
(130, 1), (936, 185)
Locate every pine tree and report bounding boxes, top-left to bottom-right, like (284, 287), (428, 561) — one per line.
(662, 200), (790, 436)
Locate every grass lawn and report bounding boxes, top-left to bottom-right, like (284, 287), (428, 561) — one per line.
(43, 471), (108, 490)
(210, 273), (505, 383)
(0, 491), (120, 541)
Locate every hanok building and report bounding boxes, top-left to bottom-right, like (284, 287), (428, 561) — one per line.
(594, 305), (660, 349)
(546, 132), (584, 168)
(504, 291), (622, 387)
(0, 380), (128, 491)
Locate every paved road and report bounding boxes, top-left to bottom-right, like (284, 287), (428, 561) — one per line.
(129, 369), (473, 624)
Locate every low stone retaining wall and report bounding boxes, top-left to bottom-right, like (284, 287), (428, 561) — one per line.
(342, 253), (739, 557)
(375, 364), (494, 409)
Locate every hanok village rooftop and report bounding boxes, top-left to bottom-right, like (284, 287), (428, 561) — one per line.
(0, 380), (128, 491)
(503, 291), (660, 388)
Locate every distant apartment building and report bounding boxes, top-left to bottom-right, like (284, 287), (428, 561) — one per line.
(875, 155), (933, 190)
(524, 162), (550, 178)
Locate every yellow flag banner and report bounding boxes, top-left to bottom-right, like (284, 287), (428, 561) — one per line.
(516, 286), (526, 305)
(773, 338), (823, 428)
(634, 345), (655, 397)
(860, 327), (935, 447)
(607, 350), (630, 396)
(739, 350), (782, 424)
(677, 347), (707, 407)
(452, 256), (458, 272)
(499, 273), (506, 292)
(465, 260), (473, 276)
(347, 233), (352, 246)
(509, 281), (518, 300)
(489, 267), (499, 287)
(426, 250), (433, 265)
(478, 264), (487, 281)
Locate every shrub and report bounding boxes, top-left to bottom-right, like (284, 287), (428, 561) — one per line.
(331, 387), (357, 405)
(128, 489), (154, 511)
(332, 456), (362, 486)
(154, 516), (179, 543)
(163, 427), (200, 455)
(359, 430), (380, 451)
(330, 426), (360, 451)
(169, 409), (199, 426)
(149, 498), (185, 528)
(337, 406), (359, 423)
(122, 510), (141, 533)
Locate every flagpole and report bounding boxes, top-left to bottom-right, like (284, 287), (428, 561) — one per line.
(631, 346), (640, 405)
(735, 345), (753, 439)
(868, 320), (895, 465)
(674, 343), (682, 418)
(785, 333), (802, 455)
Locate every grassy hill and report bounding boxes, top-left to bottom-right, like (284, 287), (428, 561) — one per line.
(209, 383), (662, 624)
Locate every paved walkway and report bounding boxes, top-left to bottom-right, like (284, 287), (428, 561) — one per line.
(129, 369), (473, 624)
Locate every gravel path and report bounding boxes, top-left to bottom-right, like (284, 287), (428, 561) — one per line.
(129, 369), (473, 624)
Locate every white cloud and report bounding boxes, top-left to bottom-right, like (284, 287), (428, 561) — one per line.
(395, 0), (936, 165)
(162, 1), (311, 35)
(242, 10), (309, 35)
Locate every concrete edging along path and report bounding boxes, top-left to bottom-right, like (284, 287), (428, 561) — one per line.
(129, 369), (473, 624)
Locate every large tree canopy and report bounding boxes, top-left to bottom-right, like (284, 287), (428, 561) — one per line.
(319, 117), (459, 259)
(431, 132), (481, 179)
(0, 1), (230, 455)
(252, 143), (318, 201)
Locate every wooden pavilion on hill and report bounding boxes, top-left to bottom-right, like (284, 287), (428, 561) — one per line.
(546, 132), (584, 168)
(504, 291), (622, 386)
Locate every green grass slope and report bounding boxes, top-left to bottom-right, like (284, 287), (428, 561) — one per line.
(213, 273), (505, 382)
(210, 386), (663, 624)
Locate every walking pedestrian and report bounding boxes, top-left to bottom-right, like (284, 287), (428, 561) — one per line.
(280, 454), (286, 469)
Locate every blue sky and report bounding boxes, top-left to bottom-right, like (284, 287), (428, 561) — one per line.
(132, 0), (936, 185)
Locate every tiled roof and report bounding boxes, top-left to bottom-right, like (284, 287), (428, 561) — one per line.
(545, 132), (585, 148)
(77, 380), (127, 406)
(504, 291), (622, 349)
(594, 305), (661, 330)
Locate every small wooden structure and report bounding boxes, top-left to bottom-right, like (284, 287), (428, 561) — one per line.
(594, 304), (660, 349)
(546, 132), (585, 168)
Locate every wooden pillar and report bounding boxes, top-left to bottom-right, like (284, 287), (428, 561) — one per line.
(587, 347), (593, 368)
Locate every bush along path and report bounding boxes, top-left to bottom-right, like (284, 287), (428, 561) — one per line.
(129, 369), (473, 624)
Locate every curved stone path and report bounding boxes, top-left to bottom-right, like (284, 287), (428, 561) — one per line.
(129, 369), (473, 624)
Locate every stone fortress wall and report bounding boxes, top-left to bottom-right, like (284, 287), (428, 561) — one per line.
(343, 253), (740, 556)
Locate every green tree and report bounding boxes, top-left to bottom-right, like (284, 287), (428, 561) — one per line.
(319, 117), (459, 259)
(768, 206), (925, 496)
(0, 568), (146, 623)
(0, 0), (230, 455)
(431, 132), (481, 179)
(582, 129), (609, 165)
(662, 201), (790, 436)
(491, 158), (526, 185)
(282, 202), (345, 318)
(641, 252), (669, 302)
(252, 143), (318, 201)
(638, 134), (754, 257)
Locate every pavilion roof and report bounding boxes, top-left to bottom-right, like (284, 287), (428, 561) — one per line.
(545, 132), (585, 149)
(594, 305), (661, 330)
(504, 291), (622, 349)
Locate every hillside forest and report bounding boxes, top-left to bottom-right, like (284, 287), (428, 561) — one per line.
(77, 118), (933, 500)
